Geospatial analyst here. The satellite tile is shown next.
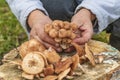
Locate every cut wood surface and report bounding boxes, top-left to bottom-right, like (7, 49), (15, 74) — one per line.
(0, 40), (120, 80)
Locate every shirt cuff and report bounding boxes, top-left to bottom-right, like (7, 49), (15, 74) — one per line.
(75, 0), (105, 33)
(19, 2), (48, 35)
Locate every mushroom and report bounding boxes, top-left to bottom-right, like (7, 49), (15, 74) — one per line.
(70, 23), (78, 31)
(70, 33), (76, 39)
(63, 21), (70, 29)
(22, 52), (45, 74)
(19, 39), (46, 58)
(19, 41), (29, 58)
(54, 38), (62, 43)
(44, 23), (53, 33)
(69, 54), (79, 75)
(49, 29), (58, 38)
(43, 64), (54, 76)
(85, 43), (96, 66)
(79, 55), (88, 64)
(58, 68), (71, 80)
(36, 52), (48, 66)
(44, 47), (61, 64)
(54, 57), (72, 74)
(52, 20), (64, 29)
(71, 42), (85, 57)
(58, 29), (67, 38)
(44, 20), (78, 50)
(44, 75), (58, 80)
(27, 39), (45, 52)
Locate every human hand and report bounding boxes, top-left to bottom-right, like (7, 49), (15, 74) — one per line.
(27, 10), (62, 52)
(71, 8), (95, 45)
(65, 8), (95, 52)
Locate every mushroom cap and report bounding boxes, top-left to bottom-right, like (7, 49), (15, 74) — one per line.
(22, 52), (45, 74)
(85, 43), (96, 66)
(19, 39), (46, 58)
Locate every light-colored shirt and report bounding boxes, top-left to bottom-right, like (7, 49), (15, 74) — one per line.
(6, 0), (120, 35)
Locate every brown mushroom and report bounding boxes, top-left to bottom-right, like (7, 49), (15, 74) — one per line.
(44, 23), (53, 33)
(63, 21), (70, 29)
(70, 33), (76, 39)
(37, 52), (48, 66)
(71, 42), (85, 57)
(52, 20), (64, 29)
(54, 38), (62, 43)
(22, 52), (45, 74)
(71, 54), (79, 70)
(70, 23), (78, 31)
(49, 29), (58, 38)
(79, 55), (88, 64)
(44, 47), (61, 64)
(58, 29), (67, 38)
(69, 54), (79, 75)
(19, 41), (29, 58)
(19, 39), (46, 58)
(66, 30), (72, 38)
(58, 68), (71, 80)
(54, 57), (72, 74)
(44, 75), (58, 80)
(28, 39), (46, 52)
(85, 43), (96, 66)
(43, 64), (54, 76)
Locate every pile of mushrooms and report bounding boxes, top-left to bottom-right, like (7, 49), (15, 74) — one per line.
(44, 20), (77, 49)
(18, 39), (81, 80)
(14, 20), (105, 80)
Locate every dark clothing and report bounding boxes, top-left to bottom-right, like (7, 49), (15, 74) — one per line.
(107, 18), (120, 50)
(110, 18), (120, 38)
(106, 18), (120, 38)
(40, 0), (79, 21)
(110, 34), (120, 50)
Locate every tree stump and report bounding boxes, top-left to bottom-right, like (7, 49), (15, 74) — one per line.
(0, 40), (120, 80)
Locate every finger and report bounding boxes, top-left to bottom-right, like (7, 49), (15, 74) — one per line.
(71, 21), (83, 29)
(37, 30), (59, 47)
(73, 31), (93, 45)
(74, 23), (93, 44)
(34, 36), (63, 52)
(30, 28), (37, 39)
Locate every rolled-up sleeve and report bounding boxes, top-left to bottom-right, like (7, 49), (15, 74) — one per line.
(75, 0), (120, 33)
(6, 0), (48, 34)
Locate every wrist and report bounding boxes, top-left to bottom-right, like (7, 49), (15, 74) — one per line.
(81, 8), (96, 21)
(27, 10), (47, 28)
(76, 8), (96, 21)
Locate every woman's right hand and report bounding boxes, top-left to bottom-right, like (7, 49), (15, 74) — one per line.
(27, 10), (62, 52)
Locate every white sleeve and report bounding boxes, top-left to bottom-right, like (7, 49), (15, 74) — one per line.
(6, 0), (48, 35)
(75, 0), (120, 33)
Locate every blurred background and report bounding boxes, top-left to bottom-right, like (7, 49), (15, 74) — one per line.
(0, 0), (109, 59)
(0, 0), (28, 59)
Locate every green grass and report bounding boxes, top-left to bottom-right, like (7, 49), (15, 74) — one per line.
(0, 0), (28, 59)
(92, 31), (110, 43)
(0, 0), (110, 59)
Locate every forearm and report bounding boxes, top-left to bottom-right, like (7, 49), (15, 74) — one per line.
(28, 10), (49, 29)
(72, 8), (96, 23)
(76, 0), (120, 32)
(6, 0), (48, 34)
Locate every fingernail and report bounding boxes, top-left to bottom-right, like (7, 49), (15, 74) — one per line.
(57, 48), (63, 52)
(55, 43), (60, 47)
